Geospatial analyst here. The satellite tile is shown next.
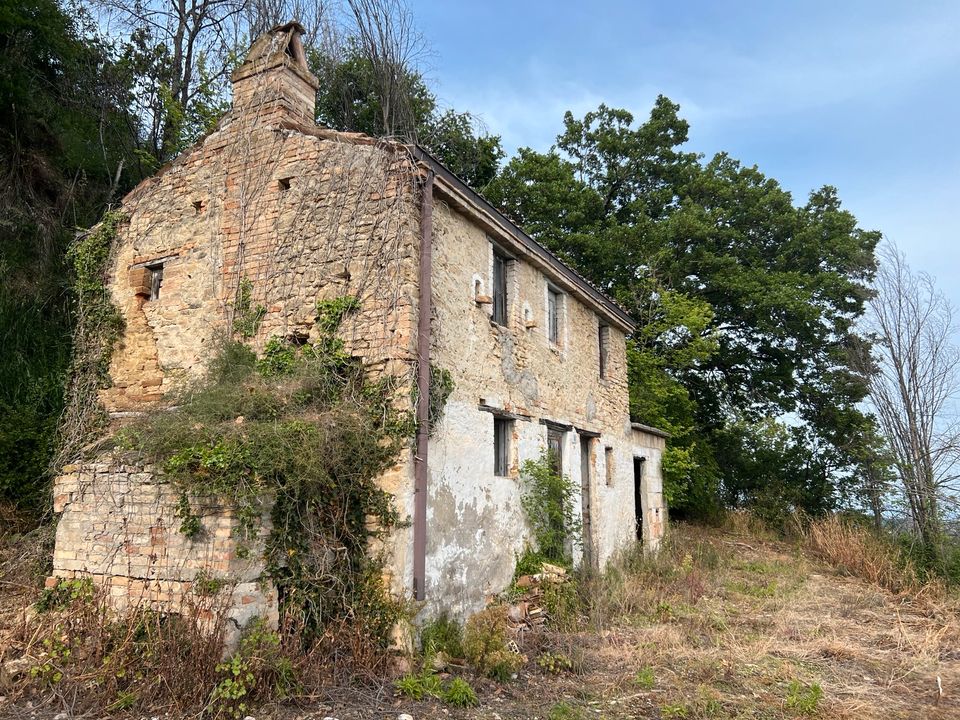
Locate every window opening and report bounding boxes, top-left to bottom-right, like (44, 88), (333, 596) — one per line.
(580, 436), (595, 568)
(548, 287), (560, 344)
(547, 427), (564, 477)
(605, 446), (614, 486)
(147, 264), (164, 301)
(494, 417), (512, 476)
(634, 457), (646, 542)
(492, 252), (508, 325)
(599, 324), (610, 378)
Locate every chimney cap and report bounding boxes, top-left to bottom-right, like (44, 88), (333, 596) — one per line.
(231, 20), (318, 89)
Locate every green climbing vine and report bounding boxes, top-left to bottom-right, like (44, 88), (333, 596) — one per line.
(428, 366), (454, 433)
(123, 295), (413, 655)
(519, 453), (582, 567)
(232, 278), (266, 338)
(56, 210), (127, 466)
(410, 364), (455, 435)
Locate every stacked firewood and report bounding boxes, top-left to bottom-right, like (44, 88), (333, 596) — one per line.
(505, 562), (567, 631)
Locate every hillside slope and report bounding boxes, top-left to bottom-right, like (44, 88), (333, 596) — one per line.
(2, 519), (957, 719)
(364, 522), (959, 720)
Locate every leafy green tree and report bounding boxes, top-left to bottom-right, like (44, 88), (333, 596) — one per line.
(486, 99), (881, 518)
(0, 0), (139, 509)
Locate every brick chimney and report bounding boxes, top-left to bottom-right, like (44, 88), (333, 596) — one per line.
(231, 22), (319, 123)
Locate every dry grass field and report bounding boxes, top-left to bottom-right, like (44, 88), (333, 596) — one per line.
(2, 513), (958, 719)
(297, 518), (960, 720)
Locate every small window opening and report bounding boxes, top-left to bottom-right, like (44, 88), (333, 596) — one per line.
(494, 417), (512, 476)
(492, 252), (508, 325)
(547, 427), (564, 477)
(147, 263), (164, 301)
(524, 305), (534, 328)
(547, 287), (561, 345)
(599, 324), (610, 378)
(288, 330), (310, 347)
(278, 177), (292, 191)
(605, 446), (614, 487)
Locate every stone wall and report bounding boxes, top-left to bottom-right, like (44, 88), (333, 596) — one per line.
(50, 23), (667, 633)
(51, 27), (423, 634)
(51, 460), (276, 646)
(101, 116), (422, 411)
(423, 198), (666, 618)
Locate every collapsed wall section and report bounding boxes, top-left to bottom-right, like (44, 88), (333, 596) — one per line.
(50, 461), (276, 647)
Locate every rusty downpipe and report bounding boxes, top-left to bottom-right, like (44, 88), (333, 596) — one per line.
(413, 168), (434, 601)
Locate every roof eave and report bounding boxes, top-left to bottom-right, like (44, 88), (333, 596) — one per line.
(631, 422), (671, 439)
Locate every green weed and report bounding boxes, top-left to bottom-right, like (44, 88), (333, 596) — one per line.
(785, 680), (823, 715)
(548, 701), (583, 720)
(442, 677), (479, 707)
(634, 666), (655, 689)
(463, 607), (523, 681)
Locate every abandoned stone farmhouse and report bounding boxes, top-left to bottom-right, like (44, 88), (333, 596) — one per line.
(49, 23), (666, 630)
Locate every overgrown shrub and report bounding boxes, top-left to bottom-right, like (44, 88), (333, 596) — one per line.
(542, 577), (581, 631)
(210, 618), (296, 718)
(462, 607), (523, 681)
(394, 669), (478, 707)
(442, 676), (479, 707)
(420, 612), (464, 660)
(13, 579), (228, 715)
(55, 210), (126, 470)
(232, 278), (266, 338)
(519, 453), (581, 566)
(119, 296), (414, 667)
(394, 668), (444, 700)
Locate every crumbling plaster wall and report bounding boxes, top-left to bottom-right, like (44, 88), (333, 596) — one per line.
(424, 199), (665, 617)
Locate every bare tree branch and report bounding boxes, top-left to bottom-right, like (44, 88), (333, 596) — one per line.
(855, 243), (960, 556)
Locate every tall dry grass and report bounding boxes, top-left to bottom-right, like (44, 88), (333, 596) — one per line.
(800, 514), (937, 597)
(6, 581), (229, 716)
(577, 524), (730, 629)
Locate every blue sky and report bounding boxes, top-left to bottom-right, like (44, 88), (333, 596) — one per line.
(409, 0), (960, 304)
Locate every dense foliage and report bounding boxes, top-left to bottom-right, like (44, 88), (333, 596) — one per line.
(0, 1), (140, 509)
(2, 1), (889, 538)
(310, 42), (503, 189)
(122, 300), (411, 652)
(0, 0), (496, 511)
(519, 454), (582, 566)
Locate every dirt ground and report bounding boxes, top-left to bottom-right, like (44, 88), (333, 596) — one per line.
(3, 519), (958, 719)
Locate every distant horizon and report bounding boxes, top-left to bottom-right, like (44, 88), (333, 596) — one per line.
(409, 0), (960, 311)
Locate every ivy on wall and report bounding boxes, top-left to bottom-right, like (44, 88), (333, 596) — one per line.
(55, 210), (127, 468)
(122, 295), (414, 654)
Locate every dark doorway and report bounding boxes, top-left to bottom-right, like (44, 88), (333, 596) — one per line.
(580, 436), (594, 569)
(633, 457), (646, 543)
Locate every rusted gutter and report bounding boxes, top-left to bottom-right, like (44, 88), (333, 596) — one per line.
(413, 169), (434, 601)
